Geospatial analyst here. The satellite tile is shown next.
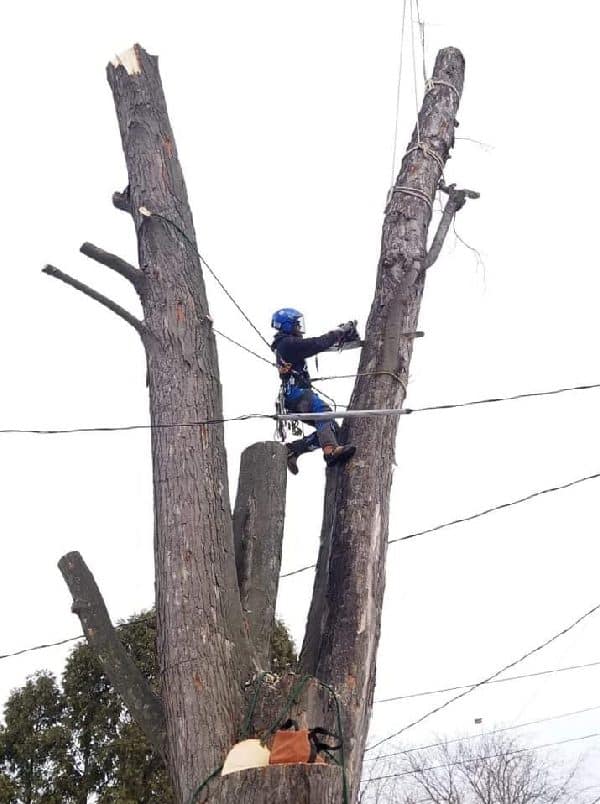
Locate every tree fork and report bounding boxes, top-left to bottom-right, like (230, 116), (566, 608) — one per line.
(300, 47), (466, 802)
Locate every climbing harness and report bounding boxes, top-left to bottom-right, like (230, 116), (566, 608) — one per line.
(273, 322), (362, 442)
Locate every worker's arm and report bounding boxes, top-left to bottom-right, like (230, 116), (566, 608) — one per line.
(282, 330), (341, 361)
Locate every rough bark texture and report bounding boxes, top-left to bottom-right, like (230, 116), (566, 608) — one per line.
(106, 46), (252, 803)
(208, 765), (343, 803)
(233, 442), (288, 669)
(57, 551), (166, 758)
(300, 48), (465, 802)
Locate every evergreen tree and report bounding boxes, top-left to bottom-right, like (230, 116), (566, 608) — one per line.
(0, 612), (296, 802)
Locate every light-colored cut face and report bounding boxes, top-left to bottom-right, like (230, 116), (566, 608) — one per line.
(111, 47), (141, 75)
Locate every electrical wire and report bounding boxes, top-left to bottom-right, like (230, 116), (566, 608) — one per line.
(0, 614), (154, 662)
(365, 599), (600, 752)
(364, 703), (600, 762)
(279, 469), (600, 578)
(362, 732), (600, 784)
(1, 381), (600, 436)
(373, 658), (600, 704)
(390, 0), (408, 187)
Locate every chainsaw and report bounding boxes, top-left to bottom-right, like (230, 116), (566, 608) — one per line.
(325, 320), (363, 352)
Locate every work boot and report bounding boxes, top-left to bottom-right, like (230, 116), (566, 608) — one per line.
(286, 447), (300, 475)
(324, 444), (356, 468)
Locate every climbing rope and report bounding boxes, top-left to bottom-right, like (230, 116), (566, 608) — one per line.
(424, 78), (460, 103)
(389, 0), (408, 187)
(139, 209), (272, 353)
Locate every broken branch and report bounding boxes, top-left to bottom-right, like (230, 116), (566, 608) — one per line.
(80, 242), (146, 293)
(58, 551), (167, 758)
(424, 182), (480, 269)
(42, 264), (146, 337)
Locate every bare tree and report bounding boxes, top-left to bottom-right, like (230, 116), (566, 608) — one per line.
(45, 43), (474, 803)
(360, 733), (584, 804)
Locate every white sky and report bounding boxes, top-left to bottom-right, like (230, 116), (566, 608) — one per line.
(1, 0), (599, 797)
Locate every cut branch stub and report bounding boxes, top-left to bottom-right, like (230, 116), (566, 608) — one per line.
(80, 242), (146, 293)
(233, 442), (287, 669)
(57, 551), (167, 759)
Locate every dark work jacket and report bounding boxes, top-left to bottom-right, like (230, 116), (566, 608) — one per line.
(271, 330), (339, 392)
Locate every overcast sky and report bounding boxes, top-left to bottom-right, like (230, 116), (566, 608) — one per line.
(1, 0), (599, 797)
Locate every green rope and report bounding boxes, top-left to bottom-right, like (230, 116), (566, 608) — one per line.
(261, 674), (312, 742)
(185, 763), (223, 804)
(240, 671), (268, 739)
(313, 679), (349, 804)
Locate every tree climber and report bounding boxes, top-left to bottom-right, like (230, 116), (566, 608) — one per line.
(271, 308), (357, 475)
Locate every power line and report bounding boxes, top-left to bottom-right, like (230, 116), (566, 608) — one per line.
(0, 412), (263, 436)
(0, 614), (154, 662)
(365, 599), (600, 752)
(280, 469), (600, 578)
(374, 658), (600, 704)
(1, 380), (598, 436)
(387, 470), (600, 545)
(362, 732), (600, 784)
(365, 704), (600, 762)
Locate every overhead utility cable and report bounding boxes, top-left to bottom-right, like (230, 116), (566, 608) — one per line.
(365, 599), (600, 752)
(279, 469), (600, 578)
(2, 381), (600, 436)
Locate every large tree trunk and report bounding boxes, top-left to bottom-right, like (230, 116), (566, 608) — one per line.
(107, 45), (252, 802)
(300, 48), (465, 802)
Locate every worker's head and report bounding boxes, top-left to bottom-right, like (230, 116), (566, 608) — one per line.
(271, 308), (305, 335)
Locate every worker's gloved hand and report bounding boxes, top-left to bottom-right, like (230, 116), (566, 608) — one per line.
(336, 321), (358, 340)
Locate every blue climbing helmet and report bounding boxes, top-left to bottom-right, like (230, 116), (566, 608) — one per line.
(271, 308), (305, 335)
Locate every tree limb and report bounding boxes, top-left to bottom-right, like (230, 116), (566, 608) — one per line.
(80, 242), (146, 293)
(58, 551), (167, 759)
(42, 264), (146, 337)
(424, 182), (480, 269)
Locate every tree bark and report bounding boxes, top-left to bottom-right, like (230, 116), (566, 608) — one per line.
(233, 441), (288, 669)
(209, 765), (343, 803)
(106, 45), (252, 802)
(57, 551), (167, 758)
(300, 47), (465, 802)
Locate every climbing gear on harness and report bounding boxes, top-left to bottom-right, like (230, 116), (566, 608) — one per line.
(324, 444), (356, 467)
(269, 719), (342, 765)
(276, 388), (303, 442)
(271, 308), (305, 335)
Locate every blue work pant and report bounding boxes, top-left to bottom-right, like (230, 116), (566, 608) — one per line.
(285, 389), (339, 454)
